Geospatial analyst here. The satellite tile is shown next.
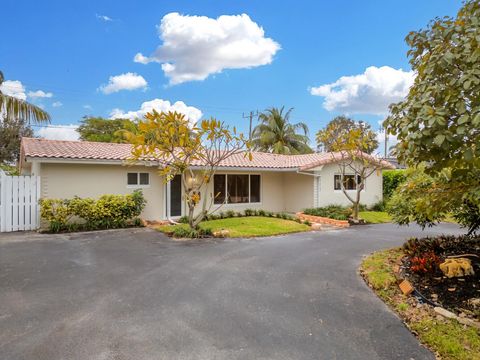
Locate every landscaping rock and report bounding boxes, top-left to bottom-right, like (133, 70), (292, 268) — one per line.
(439, 258), (475, 278)
(213, 229), (230, 238)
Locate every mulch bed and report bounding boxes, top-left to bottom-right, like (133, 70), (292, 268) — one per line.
(401, 235), (480, 320)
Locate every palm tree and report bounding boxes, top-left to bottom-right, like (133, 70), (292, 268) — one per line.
(0, 71), (50, 123)
(252, 106), (312, 154)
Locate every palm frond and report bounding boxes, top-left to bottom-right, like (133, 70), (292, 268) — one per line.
(0, 94), (50, 124)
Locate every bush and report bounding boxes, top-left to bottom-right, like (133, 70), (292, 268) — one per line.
(410, 251), (442, 274)
(257, 209), (266, 217)
(303, 205), (351, 221)
(244, 208), (255, 216)
(225, 210), (236, 218)
(40, 190), (146, 233)
(172, 226), (212, 238)
(383, 169), (406, 200)
(178, 216), (189, 224)
(369, 200), (386, 212)
(403, 235), (480, 258)
(39, 198), (73, 232)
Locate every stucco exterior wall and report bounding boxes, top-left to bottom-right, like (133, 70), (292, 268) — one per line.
(37, 162), (165, 220)
(282, 172), (314, 212)
(314, 163), (383, 207)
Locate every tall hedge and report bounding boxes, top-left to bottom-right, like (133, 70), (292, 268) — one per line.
(383, 170), (406, 199)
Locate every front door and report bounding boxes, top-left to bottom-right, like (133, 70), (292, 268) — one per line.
(169, 175), (182, 217)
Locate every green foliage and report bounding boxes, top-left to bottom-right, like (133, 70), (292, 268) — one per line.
(382, 169), (406, 199)
(402, 234), (480, 258)
(40, 190), (146, 232)
(316, 116), (378, 154)
(303, 205), (351, 220)
(172, 226), (213, 238)
(77, 116), (139, 143)
(0, 163), (19, 175)
(0, 70), (50, 123)
(384, 1), (480, 234)
(369, 200), (386, 212)
(252, 106), (312, 154)
(0, 118), (34, 164)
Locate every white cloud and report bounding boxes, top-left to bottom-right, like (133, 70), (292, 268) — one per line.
(37, 125), (79, 141)
(96, 14), (113, 22)
(99, 72), (148, 94)
(310, 66), (415, 115)
(83, 104), (93, 110)
(0, 80), (27, 100)
(110, 98), (202, 123)
(134, 12), (281, 85)
(28, 90), (53, 99)
(52, 101), (63, 107)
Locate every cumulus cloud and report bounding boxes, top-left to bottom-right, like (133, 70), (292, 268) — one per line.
(99, 72), (148, 94)
(134, 12), (281, 85)
(52, 101), (63, 107)
(28, 90), (53, 99)
(37, 125), (79, 141)
(310, 66), (415, 115)
(110, 98), (202, 123)
(83, 104), (93, 110)
(0, 80), (27, 100)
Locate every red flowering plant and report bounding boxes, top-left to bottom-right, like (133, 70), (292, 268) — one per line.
(410, 251), (442, 274)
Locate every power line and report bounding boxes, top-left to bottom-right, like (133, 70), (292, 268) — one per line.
(242, 110), (258, 141)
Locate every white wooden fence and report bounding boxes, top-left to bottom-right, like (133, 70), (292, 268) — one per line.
(0, 173), (41, 232)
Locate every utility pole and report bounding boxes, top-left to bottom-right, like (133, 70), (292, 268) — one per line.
(384, 124), (388, 159)
(243, 110), (258, 141)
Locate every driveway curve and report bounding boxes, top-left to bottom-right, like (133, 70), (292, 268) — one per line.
(0, 223), (463, 360)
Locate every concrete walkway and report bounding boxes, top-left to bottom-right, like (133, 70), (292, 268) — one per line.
(0, 223), (463, 359)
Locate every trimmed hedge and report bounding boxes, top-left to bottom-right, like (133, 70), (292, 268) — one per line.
(40, 190), (146, 233)
(303, 205), (351, 220)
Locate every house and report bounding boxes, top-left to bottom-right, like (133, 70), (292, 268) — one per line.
(19, 138), (394, 220)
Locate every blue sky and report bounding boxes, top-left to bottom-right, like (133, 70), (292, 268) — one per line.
(1, 0), (462, 147)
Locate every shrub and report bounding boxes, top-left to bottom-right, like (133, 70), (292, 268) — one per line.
(40, 190), (146, 232)
(39, 199), (73, 232)
(403, 235), (480, 258)
(225, 210), (236, 218)
(369, 200), (386, 212)
(383, 169), (406, 200)
(257, 209), (266, 217)
(178, 216), (189, 224)
(410, 251), (442, 274)
(303, 220), (312, 226)
(172, 226), (212, 238)
(303, 205), (351, 221)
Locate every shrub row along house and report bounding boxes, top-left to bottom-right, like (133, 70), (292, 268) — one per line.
(19, 137), (393, 221)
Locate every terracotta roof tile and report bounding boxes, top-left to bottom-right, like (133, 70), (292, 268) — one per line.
(21, 137), (394, 169)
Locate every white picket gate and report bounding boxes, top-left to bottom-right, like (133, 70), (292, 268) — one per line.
(0, 173), (41, 232)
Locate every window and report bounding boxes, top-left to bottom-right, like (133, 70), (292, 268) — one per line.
(214, 174), (261, 204)
(334, 174), (362, 190)
(127, 172), (150, 186)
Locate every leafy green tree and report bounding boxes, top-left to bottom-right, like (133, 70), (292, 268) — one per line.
(0, 118), (34, 164)
(385, 0), (480, 233)
(123, 111), (251, 229)
(316, 116), (379, 154)
(77, 116), (138, 143)
(0, 71), (50, 123)
(252, 107), (312, 154)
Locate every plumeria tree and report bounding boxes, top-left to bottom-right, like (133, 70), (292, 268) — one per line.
(317, 122), (390, 221)
(123, 111), (251, 229)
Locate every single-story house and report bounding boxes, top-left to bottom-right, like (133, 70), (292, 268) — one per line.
(20, 137), (394, 220)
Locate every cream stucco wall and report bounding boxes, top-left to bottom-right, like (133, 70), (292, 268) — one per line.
(283, 172), (315, 212)
(315, 163), (383, 207)
(37, 162), (165, 220)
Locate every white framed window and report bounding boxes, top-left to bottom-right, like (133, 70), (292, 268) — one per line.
(127, 172), (150, 187)
(334, 174), (362, 191)
(213, 174), (261, 205)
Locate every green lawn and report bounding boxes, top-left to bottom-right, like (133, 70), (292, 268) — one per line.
(359, 211), (392, 224)
(158, 216), (310, 237)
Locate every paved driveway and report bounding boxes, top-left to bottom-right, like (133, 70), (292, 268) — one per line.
(0, 223), (463, 360)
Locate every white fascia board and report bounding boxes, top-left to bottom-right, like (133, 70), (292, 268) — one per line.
(188, 165), (299, 172)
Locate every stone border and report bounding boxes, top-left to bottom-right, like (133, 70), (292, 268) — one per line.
(296, 212), (350, 227)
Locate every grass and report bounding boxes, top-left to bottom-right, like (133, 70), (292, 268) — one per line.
(359, 211), (392, 224)
(361, 248), (480, 360)
(157, 216), (310, 238)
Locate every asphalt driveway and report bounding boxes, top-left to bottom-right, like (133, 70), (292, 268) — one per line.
(0, 223), (463, 360)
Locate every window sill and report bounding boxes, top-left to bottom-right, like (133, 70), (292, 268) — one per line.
(127, 185), (151, 189)
(213, 202), (262, 206)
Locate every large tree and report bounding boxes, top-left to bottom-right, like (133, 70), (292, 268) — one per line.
(124, 111), (251, 229)
(316, 116), (379, 154)
(0, 71), (50, 123)
(0, 118), (34, 164)
(77, 116), (138, 143)
(252, 107), (312, 154)
(384, 0), (480, 233)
